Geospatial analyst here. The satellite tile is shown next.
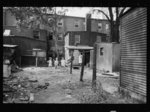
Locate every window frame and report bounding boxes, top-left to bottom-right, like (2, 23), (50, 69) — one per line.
(57, 33), (63, 41)
(98, 22), (102, 31)
(75, 35), (80, 43)
(49, 33), (53, 40)
(100, 47), (104, 56)
(33, 30), (40, 39)
(106, 23), (109, 30)
(57, 19), (63, 27)
(74, 20), (80, 28)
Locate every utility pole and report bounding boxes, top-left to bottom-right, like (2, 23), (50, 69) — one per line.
(92, 43), (97, 90)
(70, 50), (73, 74)
(46, 31), (50, 60)
(80, 50), (85, 82)
(54, 7), (58, 59)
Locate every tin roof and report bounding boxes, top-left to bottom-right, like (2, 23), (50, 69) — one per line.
(3, 44), (18, 48)
(65, 45), (93, 50)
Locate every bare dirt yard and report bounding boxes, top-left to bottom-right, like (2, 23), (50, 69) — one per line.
(3, 66), (143, 104)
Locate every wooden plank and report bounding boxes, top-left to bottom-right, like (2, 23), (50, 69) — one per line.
(70, 50), (74, 74)
(80, 50), (85, 81)
(92, 44), (97, 90)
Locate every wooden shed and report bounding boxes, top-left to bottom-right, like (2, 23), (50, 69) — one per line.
(119, 8), (147, 102)
(92, 42), (120, 73)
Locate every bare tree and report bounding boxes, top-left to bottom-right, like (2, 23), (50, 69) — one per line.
(92, 7), (130, 42)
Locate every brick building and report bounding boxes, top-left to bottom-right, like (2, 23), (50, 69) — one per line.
(3, 10), (110, 60)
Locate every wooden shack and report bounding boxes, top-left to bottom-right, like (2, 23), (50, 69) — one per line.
(90, 42), (120, 73)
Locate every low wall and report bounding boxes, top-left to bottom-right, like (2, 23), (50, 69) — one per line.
(21, 56), (47, 67)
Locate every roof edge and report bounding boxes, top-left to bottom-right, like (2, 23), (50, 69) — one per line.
(119, 7), (138, 19)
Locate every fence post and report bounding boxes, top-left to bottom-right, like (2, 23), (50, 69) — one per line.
(92, 43), (97, 89)
(70, 50), (73, 74)
(80, 50), (85, 81)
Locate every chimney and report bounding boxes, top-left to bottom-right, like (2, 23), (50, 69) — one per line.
(85, 13), (91, 32)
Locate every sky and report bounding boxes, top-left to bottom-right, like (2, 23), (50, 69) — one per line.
(56, 7), (109, 19)
(56, 7), (130, 20)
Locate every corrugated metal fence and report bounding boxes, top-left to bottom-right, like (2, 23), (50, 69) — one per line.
(120, 8), (147, 97)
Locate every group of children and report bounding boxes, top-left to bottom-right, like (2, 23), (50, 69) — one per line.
(47, 53), (83, 69)
(47, 57), (66, 68)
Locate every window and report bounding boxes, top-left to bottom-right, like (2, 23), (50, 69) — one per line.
(96, 36), (101, 43)
(75, 35), (80, 43)
(100, 47), (104, 55)
(83, 21), (86, 25)
(3, 29), (11, 36)
(57, 19), (63, 27)
(49, 33), (53, 40)
(106, 24), (109, 30)
(33, 30), (40, 39)
(98, 22), (102, 29)
(74, 20), (79, 28)
(57, 34), (63, 41)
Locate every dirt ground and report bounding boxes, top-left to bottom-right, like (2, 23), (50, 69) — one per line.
(4, 66), (142, 104)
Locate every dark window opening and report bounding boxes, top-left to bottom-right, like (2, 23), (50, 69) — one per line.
(98, 23), (102, 31)
(100, 47), (104, 55)
(33, 30), (40, 39)
(74, 20), (79, 28)
(49, 33), (53, 40)
(57, 19), (63, 27)
(58, 22), (62, 26)
(75, 24), (79, 27)
(98, 26), (102, 29)
(58, 34), (63, 41)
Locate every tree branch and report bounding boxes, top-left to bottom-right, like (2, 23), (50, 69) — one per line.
(119, 7), (127, 17)
(108, 7), (114, 21)
(93, 9), (110, 21)
(116, 7), (119, 20)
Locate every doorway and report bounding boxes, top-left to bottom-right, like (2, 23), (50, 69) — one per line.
(84, 50), (90, 66)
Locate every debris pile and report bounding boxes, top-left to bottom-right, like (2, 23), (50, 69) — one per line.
(3, 75), (49, 103)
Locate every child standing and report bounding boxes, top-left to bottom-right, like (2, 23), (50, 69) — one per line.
(47, 57), (52, 67)
(79, 53), (83, 66)
(54, 58), (59, 69)
(61, 57), (65, 67)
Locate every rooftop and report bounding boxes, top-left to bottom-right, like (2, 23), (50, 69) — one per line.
(65, 45), (93, 50)
(3, 44), (18, 48)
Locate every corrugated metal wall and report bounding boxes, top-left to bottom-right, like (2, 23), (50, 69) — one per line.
(120, 8), (147, 97)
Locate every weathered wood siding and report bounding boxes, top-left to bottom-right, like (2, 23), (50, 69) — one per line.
(3, 36), (47, 66)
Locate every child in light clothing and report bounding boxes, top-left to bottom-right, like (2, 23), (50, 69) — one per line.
(79, 53), (83, 66)
(47, 57), (52, 67)
(61, 57), (65, 67)
(54, 58), (59, 69)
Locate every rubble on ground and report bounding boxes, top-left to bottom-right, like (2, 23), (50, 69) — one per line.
(3, 72), (49, 103)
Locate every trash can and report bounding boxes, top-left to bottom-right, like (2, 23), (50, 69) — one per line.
(3, 59), (11, 78)
(3, 64), (11, 78)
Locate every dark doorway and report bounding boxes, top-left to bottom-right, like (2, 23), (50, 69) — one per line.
(84, 50), (90, 66)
